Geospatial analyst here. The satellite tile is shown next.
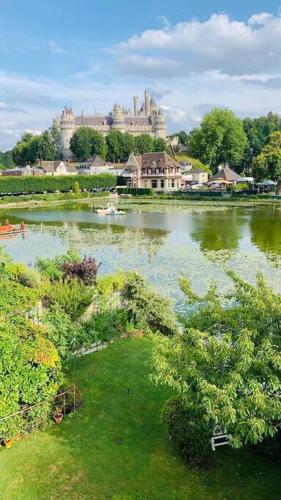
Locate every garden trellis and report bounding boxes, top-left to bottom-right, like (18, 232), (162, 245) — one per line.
(0, 385), (77, 441)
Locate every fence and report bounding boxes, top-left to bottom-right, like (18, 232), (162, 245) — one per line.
(0, 385), (78, 442)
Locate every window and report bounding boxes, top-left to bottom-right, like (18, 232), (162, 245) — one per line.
(161, 179), (165, 188)
(151, 179), (158, 189)
(171, 179), (175, 188)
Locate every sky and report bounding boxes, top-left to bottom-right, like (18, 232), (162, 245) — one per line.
(1, 0), (281, 149)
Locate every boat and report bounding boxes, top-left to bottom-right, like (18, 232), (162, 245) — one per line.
(96, 205), (125, 216)
(0, 223), (26, 235)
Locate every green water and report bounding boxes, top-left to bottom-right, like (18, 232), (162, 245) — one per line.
(1, 200), (281, 310)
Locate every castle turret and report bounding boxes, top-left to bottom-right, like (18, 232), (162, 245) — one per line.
(133, 96), (139, 116)
(112, 104), (125, 132)
(154, 110), (167, 139)
(150, 97), (158, 114)
(144, 89), (151, 116)
(60, 106), (75, 159)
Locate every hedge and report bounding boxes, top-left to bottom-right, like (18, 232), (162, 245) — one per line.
(117, 187), (154, 196)
(0, 174), (117, 195)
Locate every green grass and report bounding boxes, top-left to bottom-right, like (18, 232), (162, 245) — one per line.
(1, 337), (281, 499)
(174, 154), (211, 173)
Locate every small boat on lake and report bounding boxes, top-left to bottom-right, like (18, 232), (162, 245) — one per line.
(0, 221), (26, 235)
(96, 205), (125, 216)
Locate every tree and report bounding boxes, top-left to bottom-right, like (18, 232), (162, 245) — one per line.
(90, 130), (107, 159)
(153, 137), (167, 152)
(70, 127), (106, 161)
(119, 133), (136, 161)
(187, 109), (248, 172)
(49, 122), (61, 158)
(106, 129), (123, 162)
(153, 273), (281, 465)
(12, 133), (34, 165)
(253, 131), (281, 183)
(0, 150), (14, 169)
(242, 113), (281, 172)
(32, 131), (56, 162)
(135, 134), (154, 154)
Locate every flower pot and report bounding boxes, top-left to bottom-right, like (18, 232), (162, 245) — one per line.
(5, 439), (13, 449)
(54, 413), (63, 424)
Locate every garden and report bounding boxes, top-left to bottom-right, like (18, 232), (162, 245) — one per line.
(1, 248), (281, 498)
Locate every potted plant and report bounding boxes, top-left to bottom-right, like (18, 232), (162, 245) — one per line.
(53, 406), (64, 425)
(5, 438), (13, 449)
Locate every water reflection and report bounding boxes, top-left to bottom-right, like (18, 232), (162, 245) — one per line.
(250, 206), (281, 267)
(190, 209), (246, 261)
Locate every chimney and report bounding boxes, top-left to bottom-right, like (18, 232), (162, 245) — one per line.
(133, 96), (139, 116)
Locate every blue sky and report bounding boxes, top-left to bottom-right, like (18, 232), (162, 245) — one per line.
(1, 0), (281, 149)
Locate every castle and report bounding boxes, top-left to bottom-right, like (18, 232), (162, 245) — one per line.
(56, 89), (167, 159)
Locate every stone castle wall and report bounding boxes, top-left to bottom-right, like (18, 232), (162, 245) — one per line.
(57, 90), (167, 159)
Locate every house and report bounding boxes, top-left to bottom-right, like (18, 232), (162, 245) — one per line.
(122, 152), (182, 192)
(78, 155), (114, 175)
(1, 165), (43, 176)
(209, 164), (242, 186)
(191, 169), (209, 184)
(39, 161), (77, 176)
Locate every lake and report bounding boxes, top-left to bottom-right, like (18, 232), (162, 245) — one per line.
(1, 200), (281, 311)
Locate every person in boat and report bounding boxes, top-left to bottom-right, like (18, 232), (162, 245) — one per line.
(20, 221), (26, 231)
(0, 219), (15, 233)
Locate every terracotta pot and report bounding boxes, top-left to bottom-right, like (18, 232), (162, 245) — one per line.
(5, 439), (13, 449)
(54, 413), (63, 424)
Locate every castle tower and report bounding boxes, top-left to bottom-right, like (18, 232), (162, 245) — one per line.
(112, 104), (125, 132)
(60, 106), (75, 159)
(144, 89), (151, 116)
(133, 96), (139, 116)
(154, 110), (167, 139)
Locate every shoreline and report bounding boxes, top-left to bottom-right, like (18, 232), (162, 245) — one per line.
(0, 192), (280, 211)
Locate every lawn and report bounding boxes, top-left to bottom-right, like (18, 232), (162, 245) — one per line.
(1, 337), (281, 499)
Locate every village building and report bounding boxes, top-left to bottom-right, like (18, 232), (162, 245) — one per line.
(55, 90), (167, 160)
(1, 165), (43, 176)
(38, 161), (77, 176)
(78, 155), (122, 175)
(122, 152), (182, 192)
(181, 168), (209, 189)
(209, 164), (242, 186)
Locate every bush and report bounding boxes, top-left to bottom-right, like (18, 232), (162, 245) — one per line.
(44, 278), (93, 320)
(44, 306), (86, 359)
(117, 187), (154, 196)
(83, 309), (129, 343)
(0, 173), (116, 195)
(122, 273), (177, 336)
(36, 251), (80, 281)
(62, 256), (100, 286)
(72, 180), (80, 194)
(162, 397), (213, 467)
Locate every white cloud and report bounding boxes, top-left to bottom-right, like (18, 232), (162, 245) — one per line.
(48, 40), (64, 54)
(2, 12), (281, 149)
(114, 12), (281, 77)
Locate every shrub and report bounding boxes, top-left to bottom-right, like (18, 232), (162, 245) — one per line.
(116, 187), (154, 196)
(122, 273), (177, 336)
(44, 278), (93, 320)
(72, 180), (80, 194)
(162, 397), (212, 467)
(83, 309), (129, 343)
(62, 256), (100, 286)
(0, 314), (61, 440)
(17, 267), (42, 288)
(36, 251), (80, 281)
(0, 173), (116, 195)
(44, 306), (85, 359)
